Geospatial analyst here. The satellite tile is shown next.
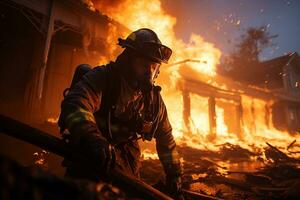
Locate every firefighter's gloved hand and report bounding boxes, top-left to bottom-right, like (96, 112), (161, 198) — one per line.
(68, 121), (115, 172)
(166, 175), (185, 200)
(80, 132), (115, 172)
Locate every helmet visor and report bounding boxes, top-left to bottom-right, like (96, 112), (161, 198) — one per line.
(142, 42), (172, 63)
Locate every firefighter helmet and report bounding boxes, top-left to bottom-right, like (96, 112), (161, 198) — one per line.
(118, 28), (172, 63)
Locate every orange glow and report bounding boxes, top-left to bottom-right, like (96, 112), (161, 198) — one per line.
(87, 0), (300, 159)
(46, 117), (58, 124)
(91, 0), (221, 76)
(189, 95), (209, 137)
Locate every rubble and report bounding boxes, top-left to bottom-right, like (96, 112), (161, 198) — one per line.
(140, 142), (300, 200)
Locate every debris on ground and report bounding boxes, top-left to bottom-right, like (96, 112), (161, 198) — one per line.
(140, 141), (300, 200)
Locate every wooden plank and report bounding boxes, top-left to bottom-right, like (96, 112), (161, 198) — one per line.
(208, 96), (216, 140)
(182, 90), (191, 131)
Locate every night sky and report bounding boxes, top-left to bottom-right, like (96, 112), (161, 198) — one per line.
(162, 0), (300, 61)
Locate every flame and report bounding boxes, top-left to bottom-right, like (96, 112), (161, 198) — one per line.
(189, 94), (209, 136)
(87, 0), (299, 158)
(91, 0), (221, 75)
(186, 94), (300, 154)
(240, 97), (298, 148)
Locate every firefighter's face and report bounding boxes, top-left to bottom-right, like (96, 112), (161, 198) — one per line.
(132, 56), (161, 87)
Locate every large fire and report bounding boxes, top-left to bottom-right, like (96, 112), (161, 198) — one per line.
(86, 0), (299, 159)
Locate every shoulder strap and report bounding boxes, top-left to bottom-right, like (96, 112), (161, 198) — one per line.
(98, 62), (120, 114)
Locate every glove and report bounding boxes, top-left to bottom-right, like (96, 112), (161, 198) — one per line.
(166, 175), (185, 200)
(79, 132), (115, 172)
(69, 121), (115, 173)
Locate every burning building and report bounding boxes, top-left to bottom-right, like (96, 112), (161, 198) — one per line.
(1, 0), (300, 163)
(1, 0), (300, 199)
(172, 52), (300, 150)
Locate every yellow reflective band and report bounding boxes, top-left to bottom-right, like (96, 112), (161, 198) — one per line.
(65, 108), (96, 129)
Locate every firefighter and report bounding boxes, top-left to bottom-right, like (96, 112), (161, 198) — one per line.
(58, 28), (184, 199)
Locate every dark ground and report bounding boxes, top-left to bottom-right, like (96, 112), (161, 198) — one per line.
(1, 141), (299, 200)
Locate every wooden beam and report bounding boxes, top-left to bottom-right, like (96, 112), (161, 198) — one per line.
(235, 102), (243, 139)
(179, 79), (241, 102)
(208, 96), (217, 141)
(182, 91), (191, 131)
(180, 72), (300, 103)
(37, 0), (55, 99)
